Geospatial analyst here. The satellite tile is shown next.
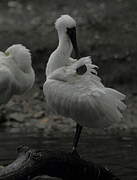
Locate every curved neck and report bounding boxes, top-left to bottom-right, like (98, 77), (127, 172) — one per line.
(58, 32), (72, 52)
(46, 32), (73, 77)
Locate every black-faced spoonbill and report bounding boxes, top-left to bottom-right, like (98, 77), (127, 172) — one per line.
(0, 44), (35, 105)
(43, 15), (126, 153)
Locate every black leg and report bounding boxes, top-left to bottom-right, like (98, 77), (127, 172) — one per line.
(72, 123), (83, 153)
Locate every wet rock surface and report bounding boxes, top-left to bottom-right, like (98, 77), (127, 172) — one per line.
(32, 176), (62, 180)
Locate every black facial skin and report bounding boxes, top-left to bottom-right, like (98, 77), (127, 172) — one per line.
(67, 27), (87, 75)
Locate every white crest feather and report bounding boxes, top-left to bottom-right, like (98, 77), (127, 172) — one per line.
(55, 15), (76, 31)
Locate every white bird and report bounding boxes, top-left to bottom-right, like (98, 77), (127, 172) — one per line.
(0, 44), (35, 105)
(43, 15), (126, 152)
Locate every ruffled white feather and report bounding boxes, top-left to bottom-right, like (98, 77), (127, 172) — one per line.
(44, 56), (126, 128)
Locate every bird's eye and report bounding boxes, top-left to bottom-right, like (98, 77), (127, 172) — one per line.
(66, 27), (76, 35)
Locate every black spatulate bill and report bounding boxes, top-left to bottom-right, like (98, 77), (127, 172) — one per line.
(67, 27), (87, 76)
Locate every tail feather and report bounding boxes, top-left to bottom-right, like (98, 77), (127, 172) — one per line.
(102, 88), (126, 121)
(106, 88), (126, 100)
(91, 87), (126, 124)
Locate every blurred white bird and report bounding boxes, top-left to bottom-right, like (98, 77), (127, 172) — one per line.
(43, 15), (126, 152)
(0, 44), (35, 105)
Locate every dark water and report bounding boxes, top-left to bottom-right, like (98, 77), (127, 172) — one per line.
(0, 133), (137, 180)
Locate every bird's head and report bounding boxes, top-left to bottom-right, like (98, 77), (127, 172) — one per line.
(5, 44), (32, 73)
(55, 15), (79, 58)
